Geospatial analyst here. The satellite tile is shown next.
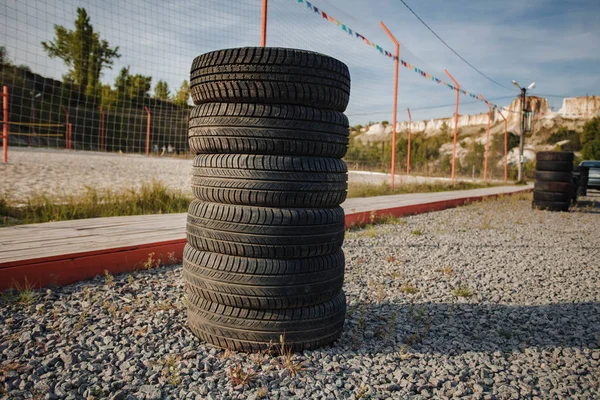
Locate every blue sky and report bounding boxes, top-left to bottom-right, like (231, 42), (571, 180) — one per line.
(2, 0), (599, 124)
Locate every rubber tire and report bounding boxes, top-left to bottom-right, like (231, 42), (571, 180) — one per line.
(186, 200), (345, 259)
(188, 103), (349, 157)
(536, 152), (574, 162)
(534, 181), (574, 194)
(192, 154), (347, 208)
(190, 47), (350, 111)
(186, 291), (346, 353)
(183, 246), (345, 309)
(535, 171), (573, 182)
(532, 200), (570, 212)
(535, 161), (573, 172)
(533, 190), (572, 202)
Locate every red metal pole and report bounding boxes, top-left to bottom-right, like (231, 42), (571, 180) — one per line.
(261, 0), (268, 47)
(407, 107), (412, 175)
(444, 70), (460, 183)
(480, 93), (492, 181)
(380, 21), (399, 189)
(144, 106), (151, 156)
(498, 110), (508, 183)
(99, 106), (105, 151)
(61, 105), (69, 149)
(2, 86), (8, 163)
(67, 123), (72, 151)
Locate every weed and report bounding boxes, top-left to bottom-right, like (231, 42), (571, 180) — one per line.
(453, 286), (473, 298)
(364, 226), (376, 238)
(256, 385), (269, 398)
(376, 285), (385, 304)
(228, 364), (258, 387)
(104, 270), (114, 286)
(101, 299), (118, 322)
(386, 270), (403, 279)
(278, 335), (306, 376)
(143, 252), (157, 269)
(346, 181), (497, 199)
(385, 255), (397, 263)
(2, 278), (39, 306)
(127, 275), (135, 285)
(411, 229), (423, 236)
(400, 283), (417, 295)
(167, 252), (178, 265)
(398, 345), (412, 360)
(356, 385), (369, 399)
(437, 266), (454, 276)
(1, 181), (191, 226)
(163, 355), (182, 386)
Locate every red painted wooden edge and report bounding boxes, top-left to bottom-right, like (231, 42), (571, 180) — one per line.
(0, 189), (531, 291)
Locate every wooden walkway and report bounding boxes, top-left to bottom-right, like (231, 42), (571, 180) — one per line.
(0, 185), (531, 290)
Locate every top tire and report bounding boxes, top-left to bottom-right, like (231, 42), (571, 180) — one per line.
(190, 47), (351, 112)
(536, 152), (574, 162)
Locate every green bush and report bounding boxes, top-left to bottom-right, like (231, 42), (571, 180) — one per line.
(582, 140), (600, 160)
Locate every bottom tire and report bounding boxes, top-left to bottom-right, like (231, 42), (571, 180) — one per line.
(186, 291), (346, 353)
(532, 200), (570, 212)
(533, 190), (572, 202)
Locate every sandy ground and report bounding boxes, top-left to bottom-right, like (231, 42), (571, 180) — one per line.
(0, 148), (480, 201)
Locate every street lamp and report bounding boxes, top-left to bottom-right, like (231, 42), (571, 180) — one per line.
(511, 80), (536, 182)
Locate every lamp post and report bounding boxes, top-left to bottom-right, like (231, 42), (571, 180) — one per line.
(511, 80), (535, 182)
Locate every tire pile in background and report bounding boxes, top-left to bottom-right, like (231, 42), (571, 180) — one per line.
(183, 47), (351, 352)
(533, 151), (575, 212)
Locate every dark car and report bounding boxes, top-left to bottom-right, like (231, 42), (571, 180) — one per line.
(580, 160), (600, 190)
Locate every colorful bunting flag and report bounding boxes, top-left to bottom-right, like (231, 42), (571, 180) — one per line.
(296, 0), (520, 113)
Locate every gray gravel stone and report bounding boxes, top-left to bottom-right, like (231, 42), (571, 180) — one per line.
(1, 195), (598, 399)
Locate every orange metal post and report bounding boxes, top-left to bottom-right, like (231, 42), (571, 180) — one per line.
(380, 21), (399, 188)
(480, 93), (492, 181)
(61, 106), (69, 149)
(67, 123), (72, 150)
(407, 107), (412, 175)
(2, 86), (8, 163)
(261, 0), (268, 47)
(144, 106), (151, 156)
(99, 106), (105, 151)
(444, 69), (460, 183)
(498, 110), (508, 183)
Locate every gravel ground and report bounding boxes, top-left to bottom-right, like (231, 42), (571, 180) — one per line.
(1, 148), (479, 201)
(1, 194), (599, 399)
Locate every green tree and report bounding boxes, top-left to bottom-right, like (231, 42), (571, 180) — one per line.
(114, 66), (151, 102)
(0, 46), (10, 65)
(582, 140), (600, 160)
(581, 117), (600, 145)
(154, 80), (170, 100)
(440, 122), (450, 136)
(172, 80), (190, 107)
(41, 8), (120, 96)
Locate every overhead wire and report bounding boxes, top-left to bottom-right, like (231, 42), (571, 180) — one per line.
(397, 0), (513, 91)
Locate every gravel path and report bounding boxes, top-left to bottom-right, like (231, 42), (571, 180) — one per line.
(1, 194), (599, 399)
(1, 148), (478, 201)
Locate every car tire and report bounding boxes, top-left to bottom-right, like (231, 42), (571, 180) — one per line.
(188, 103), (349, 157)
(183, 245), (345, 309)
(192, 154), (347, 208)
(535, 171), (573, 182)
(535, 151), (574, 162)
(186, 291), (346, 352)
(190, 47), (351, 111)
(186, 200), (345, 259)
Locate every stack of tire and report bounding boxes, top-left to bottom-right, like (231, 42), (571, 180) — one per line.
(533, 151), (574, 212)
(182, 47), (351, 352)
(576, 166), (589, 197)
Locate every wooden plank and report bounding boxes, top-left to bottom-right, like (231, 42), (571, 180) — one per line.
(0, 185), (532, 291)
